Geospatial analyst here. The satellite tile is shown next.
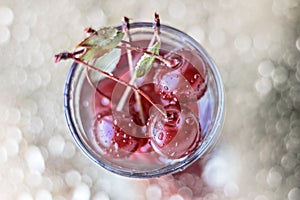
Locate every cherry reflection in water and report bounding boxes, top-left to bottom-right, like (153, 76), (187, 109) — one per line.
(146, 145), (241, 200)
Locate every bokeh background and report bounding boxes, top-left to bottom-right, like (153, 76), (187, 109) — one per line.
(0, 0), (300, 199)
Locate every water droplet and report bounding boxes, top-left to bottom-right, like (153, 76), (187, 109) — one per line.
(163, 85), (169, 90)
(0, 7), (14, 26)
(170, 101), (176, 105)
(185, 117), (194, 125)
(158, 132), (164, 140)
(113, 119), (117, 125)
(194, 74), (200, 80)
(101, 97), (109, 106)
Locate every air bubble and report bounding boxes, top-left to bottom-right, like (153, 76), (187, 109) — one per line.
(186, 116), (195, 125)
(113, 119), (118, 125)
(101, 97), (110, 106)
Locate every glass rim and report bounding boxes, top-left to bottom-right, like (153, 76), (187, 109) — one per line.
(64, 22), (225, 178)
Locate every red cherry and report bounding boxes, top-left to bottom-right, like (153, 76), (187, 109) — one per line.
(153, 50), (207, 102)
(127, 83), (181, 126)
(93, 114), (147, 158)
(149, 105), (203, 159)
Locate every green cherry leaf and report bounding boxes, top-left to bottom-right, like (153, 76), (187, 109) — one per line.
(89, 48), (121, 82)
(135, 41), (161, 78)
(77, 27), (124, 61)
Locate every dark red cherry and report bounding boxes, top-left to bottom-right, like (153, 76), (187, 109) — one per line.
(148, 105), (203, 159)
(93, 114), (147, 158)
(153, 50), (207, 102)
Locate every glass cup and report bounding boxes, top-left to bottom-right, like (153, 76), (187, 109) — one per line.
(64, 22), (225, 178)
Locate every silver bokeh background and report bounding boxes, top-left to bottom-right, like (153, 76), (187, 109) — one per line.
(0, 0), (299, 199)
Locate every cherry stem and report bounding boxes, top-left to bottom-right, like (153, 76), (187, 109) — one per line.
(117, 16), (146, 124)
(71, 57), (166, 117)
(116, 44), (174, 67)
